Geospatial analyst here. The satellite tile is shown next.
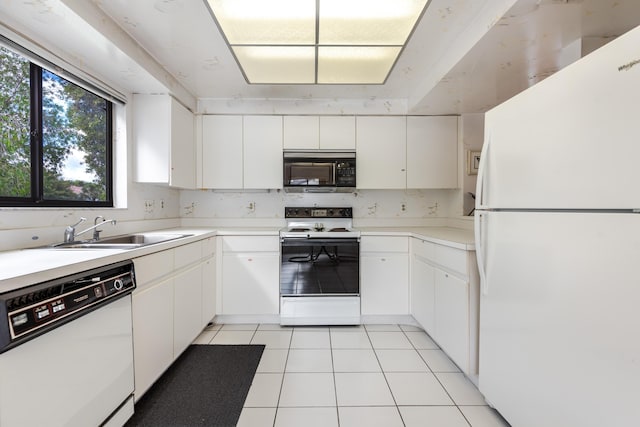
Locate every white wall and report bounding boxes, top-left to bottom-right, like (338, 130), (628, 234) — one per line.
(179, 189), (459, 228)
(460, 113), (485, 216)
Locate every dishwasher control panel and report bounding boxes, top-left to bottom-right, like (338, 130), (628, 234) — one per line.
(0, 260), (135, 353)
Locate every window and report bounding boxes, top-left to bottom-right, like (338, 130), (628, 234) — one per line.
(0, 45), (113, 207)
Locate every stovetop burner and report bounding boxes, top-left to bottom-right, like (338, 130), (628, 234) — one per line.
(281, 206), (359, 239)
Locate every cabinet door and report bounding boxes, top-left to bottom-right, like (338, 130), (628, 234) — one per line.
(361, 254), (409, 315)
(202, 255), (216, 327)
(132, 278), (174, 400)
(222, 253), (279, 315)
(133, 94), (170, 184)
(410, 255), (436, 333)
(356, 116), (406, 189)
(202, 115), (243, 188)
(407, 116), (458, 189)
(320, 116), (355, 150)
(284, 116), (319, 149)
(173, 265), (203, 357)
(170, 98), (196, 189)
(244, 116), (283, 189)
(434, 269), (469, 371)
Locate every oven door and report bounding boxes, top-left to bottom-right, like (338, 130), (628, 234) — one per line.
(280, 237), (359, 296)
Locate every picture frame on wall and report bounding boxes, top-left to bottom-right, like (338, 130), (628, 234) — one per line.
(467, 150), (481, 175)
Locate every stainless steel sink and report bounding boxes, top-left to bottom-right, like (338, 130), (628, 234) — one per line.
(51, 233), (194, 249)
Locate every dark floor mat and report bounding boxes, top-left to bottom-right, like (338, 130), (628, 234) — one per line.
(126, 344), (265, 427)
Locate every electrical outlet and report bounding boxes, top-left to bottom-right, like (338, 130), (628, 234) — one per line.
(184, 202), (195, 215)
(144, 199), (155, 213)
(248, 202), (255, 212)
(160, 199), (165, 209)
(401, 203), (406, 212)
(427, 202), (439, 215)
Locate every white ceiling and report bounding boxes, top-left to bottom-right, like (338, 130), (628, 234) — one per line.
(1, 0), (639, 115)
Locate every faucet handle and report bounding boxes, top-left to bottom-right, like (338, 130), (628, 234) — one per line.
(72, 217), (87, 227)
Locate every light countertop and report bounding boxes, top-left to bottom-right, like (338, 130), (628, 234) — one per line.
(0, 225), (473, 293)
(359, 227), (475, 251)
(0, 228), (217, 293)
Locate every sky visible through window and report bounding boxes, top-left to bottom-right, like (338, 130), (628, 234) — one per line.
(0, 44), (110, 204)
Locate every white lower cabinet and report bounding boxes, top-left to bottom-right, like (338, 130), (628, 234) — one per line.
(410, 253), (436, 332)
(173, 265), (203, 356)
(360, 236), (409, 316)
(410, 237), (478, 376)
(201, 256), (216, 326)
(131, 277), (174, 400)
(434, 269), (469, 369)
(131, 237), (216, 400)
(220, 236), (280, 316)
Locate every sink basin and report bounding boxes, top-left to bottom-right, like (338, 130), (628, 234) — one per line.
(96, 233), (193, 245)
(51, 233), (194, 249)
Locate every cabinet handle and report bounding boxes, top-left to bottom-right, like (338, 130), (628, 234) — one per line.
(381, 258), (386, 262)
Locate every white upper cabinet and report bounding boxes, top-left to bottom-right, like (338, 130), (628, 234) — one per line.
(283, 116), (319, 150)
(407, 116), (458, 189)
(243, 115), (283, 189)
(356, 116), (407, 189)
(201, 115), (243, 189)
(283, 116), (355, 150)
(320, 116), (356, 150)
(133, 94), (195, 189)
(201, 115), (283, 189)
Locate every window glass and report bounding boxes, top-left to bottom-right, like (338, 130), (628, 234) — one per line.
(42, 70), (109, 201)
(0, 46), (31, 198)
(0, 44), (112, 206)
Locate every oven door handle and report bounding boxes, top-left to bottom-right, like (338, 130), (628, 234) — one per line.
(281, 237), (360, 246)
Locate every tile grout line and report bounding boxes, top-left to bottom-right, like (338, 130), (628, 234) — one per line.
(400, 328), (474, 427)
(364, 324), (407, 427)
(328, 327), (342, 427)
(272, 326), (293, 427)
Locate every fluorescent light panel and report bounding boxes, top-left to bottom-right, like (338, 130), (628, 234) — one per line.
(207, 0), (428, 84)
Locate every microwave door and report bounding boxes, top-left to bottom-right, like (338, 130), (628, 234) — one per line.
(288, 163), (335, 186)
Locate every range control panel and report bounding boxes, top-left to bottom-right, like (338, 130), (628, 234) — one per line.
(0, 260), (135, 353)
(285, 207), (353, 219)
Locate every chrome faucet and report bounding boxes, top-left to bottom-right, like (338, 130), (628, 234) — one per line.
(63, 217), (86, 243)
(74, 216), (117, 241)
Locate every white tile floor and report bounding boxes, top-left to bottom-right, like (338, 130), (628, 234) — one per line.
(193, 324), (510, 427)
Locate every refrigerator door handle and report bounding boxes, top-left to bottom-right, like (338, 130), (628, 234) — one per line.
(476, 133), (491, 210)
(475, 211), (488, 295)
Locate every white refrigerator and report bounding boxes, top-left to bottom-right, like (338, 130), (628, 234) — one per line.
(475, 25), (640, 427)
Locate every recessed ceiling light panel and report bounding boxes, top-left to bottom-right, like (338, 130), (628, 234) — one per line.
(319, 0), (427, 45)
(318, 46), (401, 84)
(233, 46), (316, 84)
(208, 0), (316, 45)
(206, 0), (429, 84)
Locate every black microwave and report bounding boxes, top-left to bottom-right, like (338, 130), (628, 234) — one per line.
(283, 151), (356, 192)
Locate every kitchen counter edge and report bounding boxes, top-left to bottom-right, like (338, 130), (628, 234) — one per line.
(359, 227), (475, 251)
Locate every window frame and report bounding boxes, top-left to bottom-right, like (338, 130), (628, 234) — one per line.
(0, 49), (114, 208)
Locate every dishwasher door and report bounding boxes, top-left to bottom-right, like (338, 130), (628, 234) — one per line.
(0, 295), (134, 426)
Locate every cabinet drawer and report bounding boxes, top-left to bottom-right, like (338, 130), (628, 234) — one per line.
(201, 237), (216, 258)
(133, 249), (174, 288)
(411, 237), (436, 260)
(361, 236), (408, 253)
(175, 241), (203, 270)
(434, 245), (467, 276)
(222, 236), (279, 252)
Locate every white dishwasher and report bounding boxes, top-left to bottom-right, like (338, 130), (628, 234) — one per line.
(0, 260), (136, 427)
